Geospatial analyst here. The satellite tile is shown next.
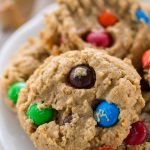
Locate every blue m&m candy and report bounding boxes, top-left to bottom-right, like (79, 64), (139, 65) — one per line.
(95, 100), (120, 128)
(135, 9), (150, 25)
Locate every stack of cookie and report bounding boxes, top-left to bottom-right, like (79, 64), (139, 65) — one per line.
(1, 0), (150, 150)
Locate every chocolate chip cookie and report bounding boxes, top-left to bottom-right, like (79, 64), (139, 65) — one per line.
(1, 38), (49, 111)
(17, 49), (145, 150)
(41, 0), (150, 71)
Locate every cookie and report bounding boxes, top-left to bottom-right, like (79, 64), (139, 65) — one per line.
(41, 0), (150, 71)
(1, 38), (49, 111)
(0, 0), (35, 29)
(17, 49), (145, 149)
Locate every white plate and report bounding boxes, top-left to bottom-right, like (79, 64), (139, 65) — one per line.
(0, 3), (58, 150)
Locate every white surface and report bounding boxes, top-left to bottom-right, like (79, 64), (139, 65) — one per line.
(0, 0), (55, 49)
(0, 3), (57, 150)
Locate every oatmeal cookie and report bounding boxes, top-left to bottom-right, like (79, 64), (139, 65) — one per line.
(41, 0), (150, 71)
(17, 49), (145, 150)
(1, 38), (49, 111)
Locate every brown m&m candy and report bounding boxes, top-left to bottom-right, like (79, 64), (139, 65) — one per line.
(68, 64), (96, 89)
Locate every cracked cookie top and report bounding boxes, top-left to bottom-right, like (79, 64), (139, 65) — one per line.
(17, 49), (144, 150)
(41, 0), (150, 70)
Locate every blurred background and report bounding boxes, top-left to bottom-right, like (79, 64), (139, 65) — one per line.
(0, 0), (54, 49)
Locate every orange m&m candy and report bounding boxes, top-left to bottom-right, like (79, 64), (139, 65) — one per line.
(98, 11), (118, 27)
(142, 49), (150, 69)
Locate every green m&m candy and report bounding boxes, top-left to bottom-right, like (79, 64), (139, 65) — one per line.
(8, 81), (26, 104)
(27, 103), (55, 126)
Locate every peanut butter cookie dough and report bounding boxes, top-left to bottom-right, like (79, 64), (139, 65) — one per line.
(17, 49), (145, 150)
(1, 38), (49, 111)
(41, 0), (150, 71)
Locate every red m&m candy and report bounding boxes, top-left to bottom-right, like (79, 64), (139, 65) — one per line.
(142, 49), (150, 69)
(124, 121), (148, 145)
(98, 11), (118, 27)
(96, 148), (114, 150)
(86, 31), (112, 48)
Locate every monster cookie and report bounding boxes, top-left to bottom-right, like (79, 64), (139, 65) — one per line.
(41, 0), (150, 70)
(17, 49), (145, 150)
(1, 38), (49, 111)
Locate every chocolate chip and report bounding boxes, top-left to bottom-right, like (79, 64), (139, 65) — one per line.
(68, 64), (96, 89)
(63, 115), (72, 124)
